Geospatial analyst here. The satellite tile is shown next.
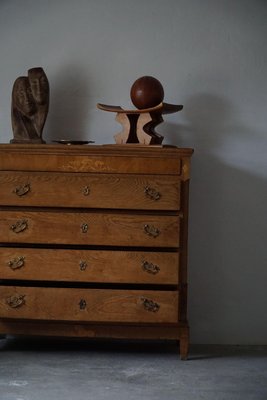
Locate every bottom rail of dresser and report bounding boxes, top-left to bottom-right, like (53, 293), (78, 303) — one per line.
(0, 320), (189, 360)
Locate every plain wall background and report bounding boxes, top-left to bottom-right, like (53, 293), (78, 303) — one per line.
(0, 0), (266, 344)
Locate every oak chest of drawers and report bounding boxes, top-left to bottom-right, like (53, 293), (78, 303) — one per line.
(0, 144), (193, 359)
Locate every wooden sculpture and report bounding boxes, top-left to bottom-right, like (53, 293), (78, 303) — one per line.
(11, 67), (49, 144)
(97, 76), (183, 145)
(28, 67), (49, 138)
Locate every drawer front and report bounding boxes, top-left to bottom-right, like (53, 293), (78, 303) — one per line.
(0, 172), (180, 211)
(0, 146), (185, 175)
(0, 286), (178, 323)
(0, 211), (180, 248)
(0, 248), (178, 284)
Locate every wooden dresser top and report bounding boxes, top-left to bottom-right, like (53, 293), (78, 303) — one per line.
(0, 144), (193, 177)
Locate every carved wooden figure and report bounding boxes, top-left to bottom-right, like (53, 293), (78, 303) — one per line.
(10, 76), (40, 143)
(11, 68), (49, 144)
(28, 67), (49, 139)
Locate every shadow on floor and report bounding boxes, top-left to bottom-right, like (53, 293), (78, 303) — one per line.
(1, 336), (266, 361)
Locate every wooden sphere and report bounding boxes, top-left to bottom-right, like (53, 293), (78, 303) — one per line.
(130, 76), (164, 109)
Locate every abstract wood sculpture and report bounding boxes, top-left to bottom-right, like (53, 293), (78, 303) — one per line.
(28, 67), (49, 138)
(97, 102), (183, 145)
(97, 76), (183, 145)
(11, 67), (49, 144)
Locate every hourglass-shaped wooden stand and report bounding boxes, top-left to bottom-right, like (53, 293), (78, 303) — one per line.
(97, 102), (183, 145)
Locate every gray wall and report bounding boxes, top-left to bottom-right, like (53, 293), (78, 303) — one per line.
(0, 0), (266, 344)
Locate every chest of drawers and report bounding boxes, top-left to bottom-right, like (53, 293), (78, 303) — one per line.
(0, 144), (193, 359)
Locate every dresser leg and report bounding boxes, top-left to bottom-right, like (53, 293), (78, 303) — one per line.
(179, 337), (189, 360)
(178, 327), (189, 360)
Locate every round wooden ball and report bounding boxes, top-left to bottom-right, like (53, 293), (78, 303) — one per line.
(130, 76), (164, 109)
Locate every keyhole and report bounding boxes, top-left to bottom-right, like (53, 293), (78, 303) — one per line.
(79, 299), (87, 310)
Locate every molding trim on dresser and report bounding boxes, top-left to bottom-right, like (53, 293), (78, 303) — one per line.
(0, 144), (193, 360)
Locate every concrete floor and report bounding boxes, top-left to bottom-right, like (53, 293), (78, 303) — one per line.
(0, 337), (266, 400)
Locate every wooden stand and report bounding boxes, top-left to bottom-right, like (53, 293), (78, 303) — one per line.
(97, 102), (183, 145)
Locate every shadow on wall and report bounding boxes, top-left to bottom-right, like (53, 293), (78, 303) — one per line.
(162, 93), (233, 148)
(165, 93), (267, 344)
(44, 64), (91, 142)
(188, 156), (267, 344)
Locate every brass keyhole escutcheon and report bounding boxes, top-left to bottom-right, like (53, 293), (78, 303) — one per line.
(82, 186), (90, 196)
(79, 260), (87, 271)
(81, 223), (88, 233)
(79, 299), (87, 310)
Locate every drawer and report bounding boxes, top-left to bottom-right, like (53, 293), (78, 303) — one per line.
(0, 145), (185, 175)
(0, 172), (180, 211)
(0, 286), (178, 323)
(0, 211), (180, 248)
(0, 248), (179, 284)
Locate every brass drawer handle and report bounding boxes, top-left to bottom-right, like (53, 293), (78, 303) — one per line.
(14, 183), (31, 197)
(142, 260), (160, 275)
(79, 260), (87, 271)
(144, 186), (161, 201)
(79, 299), (87, 310)
(144, 224), (160, 238)
(10, 219), (28, 233)
(82, 186), (90, 196)
(8, 256), (25, 270)
(81, 223), (88, 233)
(6, 294), (26, 308)
(141, 297), (160, 313)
